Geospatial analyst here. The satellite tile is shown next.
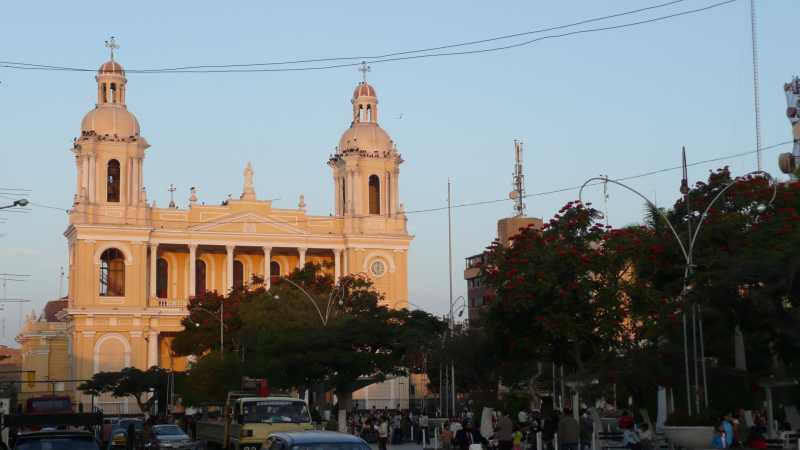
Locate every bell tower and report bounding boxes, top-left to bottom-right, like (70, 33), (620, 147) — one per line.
(71, 38), (150, 224)
(328, 64), (403, 225)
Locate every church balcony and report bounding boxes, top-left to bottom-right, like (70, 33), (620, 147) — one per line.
(148, 297), (189, 312)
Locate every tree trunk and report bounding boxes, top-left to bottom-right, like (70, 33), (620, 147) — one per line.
(337, 390), (352, 433)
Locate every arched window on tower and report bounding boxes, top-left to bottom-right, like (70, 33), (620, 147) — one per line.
(99, 248), (125, 296)
(195, 260), (207, 297)
(102, 83), (108, 103)
(270, 261), (281, 278)
(156, 258), (168, 299)
(107, 159), (120, 202)
(366, 104), (372, 122)
(233, 260), (244, 289)
(369, 175), (381, 215)
(110, 83), (117, 103)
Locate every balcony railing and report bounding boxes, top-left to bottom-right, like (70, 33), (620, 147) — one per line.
(148, 297), (188, 310)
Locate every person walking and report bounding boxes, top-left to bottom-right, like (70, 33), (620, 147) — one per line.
(455, 420), (487, 450)
(442, 421), (454, 450)
(495, 411), (514, 450)
(558, 409), (580, 450)
(379, 416), (390, 450)
(420, 412), (430, 445)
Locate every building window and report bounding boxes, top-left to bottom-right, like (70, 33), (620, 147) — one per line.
(100, 248), (125, 296)
(370, 259), (386, 277)
(156, 258), (168, 299)
(270, 261), (281, 277)
(368, 175), (380, 215)
(107, 159), (120, 203)
(195, 260), (206, 297)
(233, 260), (244, 289)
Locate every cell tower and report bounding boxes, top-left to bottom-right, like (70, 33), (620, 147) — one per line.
(509, 140), (526, 217)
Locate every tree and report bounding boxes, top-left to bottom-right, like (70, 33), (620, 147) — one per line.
(484, 202), (631, 380)
(79, 366), (169, 413)
(177, 352), (242, 406)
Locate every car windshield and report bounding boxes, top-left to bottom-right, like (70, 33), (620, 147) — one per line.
(15, 437), (99, 450)
(241, 400), (311, 424)
(290, 444), (370, 450)
(154, 425), (186, 436)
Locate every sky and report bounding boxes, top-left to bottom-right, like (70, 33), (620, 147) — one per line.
(0, 0), (796, 346)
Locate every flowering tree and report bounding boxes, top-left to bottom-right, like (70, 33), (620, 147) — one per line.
(484, 202), (633, 382)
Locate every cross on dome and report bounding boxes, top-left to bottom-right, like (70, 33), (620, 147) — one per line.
(104, 36), (119, 61)
(358, 61), (371, 83)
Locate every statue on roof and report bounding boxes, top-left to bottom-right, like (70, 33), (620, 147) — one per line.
(241, 162), (257, 201)
(779, 77), (800, 176)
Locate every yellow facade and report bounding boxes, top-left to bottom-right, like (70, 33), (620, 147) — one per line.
(18, 55), (411, 413)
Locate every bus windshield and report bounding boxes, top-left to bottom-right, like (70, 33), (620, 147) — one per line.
(241, 400), (310, 424)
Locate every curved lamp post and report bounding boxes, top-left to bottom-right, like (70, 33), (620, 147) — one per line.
(187, 305), (226, 355)
(277, 272), (370, 327)
(578, 170), (777, 414)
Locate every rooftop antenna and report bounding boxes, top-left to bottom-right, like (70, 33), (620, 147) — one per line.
(168, 184), (176, 208)
(509, 140), (526, 217)
(750, 0), (763, 171)
(600, 174), (610, 226)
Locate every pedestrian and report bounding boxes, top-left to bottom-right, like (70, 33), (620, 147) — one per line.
(558, 409), (580, 450)
(579, 410), (593, 450)
(125, 422), (136, 450)
(638, 423), (653, 450)
(455, 420), (487, 450)
(442, 421), (454, 450)
(720, 414), (734, 448)
(495, 411), (514, 450)
(512, 425), (524, 450)
(621, 420), (641, 450)
(393, 411), (403, 444)
(711, 425), (727, 449)
(420, 411), (430, 445)
(379, 416), (390, 450)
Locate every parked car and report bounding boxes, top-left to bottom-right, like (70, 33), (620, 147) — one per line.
(106, 419), (144, 450)
(143, 424), (198, 450)
(12, 430), (101, 450)
(265, 431), (370, 450)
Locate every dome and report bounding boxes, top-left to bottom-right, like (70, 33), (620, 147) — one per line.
(338, 122), (392, 152)
(81, 105), (140, 137)
(98, 60), (125, 76)
(353, 82), (376, 99)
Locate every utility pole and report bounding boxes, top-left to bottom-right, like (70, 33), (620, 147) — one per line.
(446, 179), (455, 417)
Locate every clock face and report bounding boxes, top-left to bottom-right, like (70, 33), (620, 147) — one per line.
(370, 260), (386, 277)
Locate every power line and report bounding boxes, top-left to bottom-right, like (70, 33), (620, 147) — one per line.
(0, 0), (737, 75)
(22, 139), (792, 223)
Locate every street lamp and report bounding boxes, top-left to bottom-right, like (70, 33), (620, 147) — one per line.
(187, 305), (226, 355)
(276, 272), (368, 327)
(0, 199), (29, 210)
(578, 169), (777, 414)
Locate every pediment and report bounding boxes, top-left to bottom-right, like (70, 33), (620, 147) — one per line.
(190, 212), (309, 235)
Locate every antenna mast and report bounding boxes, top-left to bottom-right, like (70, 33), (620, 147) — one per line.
(510, 140), (526, 217)
(750, 0), (763, 171)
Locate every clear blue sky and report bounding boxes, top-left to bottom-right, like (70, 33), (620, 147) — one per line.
(0, 0), (796, 346)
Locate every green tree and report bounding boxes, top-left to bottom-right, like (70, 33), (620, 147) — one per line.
(78, 367), (169, 413)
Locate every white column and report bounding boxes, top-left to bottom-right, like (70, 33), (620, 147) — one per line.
(137, 158), (143, 202)
(88, 155), (96, 202)
(147, 330), (159, 368)
(149, 243), (158, 303)
(131, 157), (139, 205)
(334, 250), (341, 280)
(225, 245), (235, 293)
(346, 172), (353, 215)
(262, 247), (272, 290)
(297, 247), (307, 269)
(188, 244), (197, 298)
(81, 156), (89, 195)
(342, 249), (348, 276)
(392, 170), (400, 216)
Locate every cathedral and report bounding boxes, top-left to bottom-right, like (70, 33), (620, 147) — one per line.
(17, 48), (412, 412)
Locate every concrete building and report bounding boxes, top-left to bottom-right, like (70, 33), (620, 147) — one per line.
(18, 48), (413, 413)
(464, 217), (542, 324)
